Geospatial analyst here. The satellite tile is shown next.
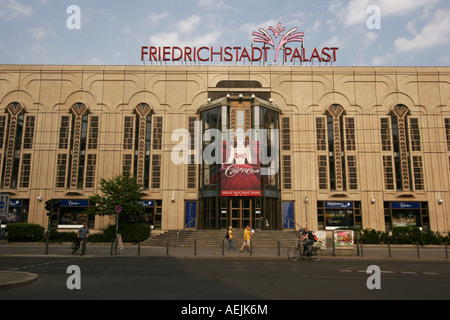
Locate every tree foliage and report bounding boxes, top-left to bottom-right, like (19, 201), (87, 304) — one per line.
(87, 174), (145, 222)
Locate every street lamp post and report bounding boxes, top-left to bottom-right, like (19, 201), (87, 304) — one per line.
(304, 196), (308, 228)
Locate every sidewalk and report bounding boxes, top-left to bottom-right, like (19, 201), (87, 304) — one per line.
(1, 243), (449, 289)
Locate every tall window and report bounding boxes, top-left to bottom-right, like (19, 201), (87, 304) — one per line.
(1, 102), (35, 189)
(187, 117), (198, 189)
(315, 104), (358, 191)
(380, 105), (424, 191)
(281, 117), (291, 190)
(445, 118), (450, 151)
(56, 103), (98, 189)
(122, 104), (163, 190)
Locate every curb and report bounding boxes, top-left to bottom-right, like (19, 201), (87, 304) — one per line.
(0, 271), (39, 290)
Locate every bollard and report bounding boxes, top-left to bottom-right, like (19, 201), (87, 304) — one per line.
(356, 232), (360, 256)
(110, 239), (114, 255)
(278, 241), (280, 256)
(388, 241), (391, 258)
(194, 239), (197, 255)
(166, 240), (169, 255)
(360, 241), (364, 257)
(138, 238), (141, 255)
(332, 231), (335, 256)
(417, 243), (420, 259)
(445, 243), (448, 259)
(222, 239), (224, 255)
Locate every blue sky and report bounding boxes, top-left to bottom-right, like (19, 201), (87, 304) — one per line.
(0, 0), (449, 66)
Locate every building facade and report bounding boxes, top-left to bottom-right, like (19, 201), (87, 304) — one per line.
(0, 65), (449, 233)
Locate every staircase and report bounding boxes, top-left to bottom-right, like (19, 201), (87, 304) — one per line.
(143, 229), (300, 248)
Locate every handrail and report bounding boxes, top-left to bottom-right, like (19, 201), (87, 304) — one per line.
(177, 218), (195, 248)
(288, 218), (303, 230)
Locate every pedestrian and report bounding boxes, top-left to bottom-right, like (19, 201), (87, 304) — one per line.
(77, 222), (90, 255)
(240, 225), (252, 252)
(226, 226), (236, 251)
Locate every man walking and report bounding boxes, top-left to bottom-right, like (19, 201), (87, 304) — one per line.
(226, 226), (236, 251)
(240, 225), (252, 252)
(77, 222), (89, 255)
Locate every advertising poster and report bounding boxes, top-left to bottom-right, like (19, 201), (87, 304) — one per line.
(221, 140), (261, 196)
(334, 230), (354, 247)
(314, 231), (327, 250)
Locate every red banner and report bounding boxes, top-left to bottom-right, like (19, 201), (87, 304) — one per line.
(221, 141), (261, 196)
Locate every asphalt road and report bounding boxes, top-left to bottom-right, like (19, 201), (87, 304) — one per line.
(1, 255), (449, 303)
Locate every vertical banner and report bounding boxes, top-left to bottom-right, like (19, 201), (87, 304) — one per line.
(185, 201), (197, 228)
(282, 202), (294, 229)
(221, 140), (261, 196)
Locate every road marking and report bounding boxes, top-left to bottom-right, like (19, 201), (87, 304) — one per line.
(339, 270), (440, 275)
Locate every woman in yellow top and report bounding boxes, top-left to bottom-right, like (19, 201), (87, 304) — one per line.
(240, 225), (252, 252)
(226, 226), (236, 251)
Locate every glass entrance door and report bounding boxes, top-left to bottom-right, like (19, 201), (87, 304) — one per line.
(230, 198), (252, 229)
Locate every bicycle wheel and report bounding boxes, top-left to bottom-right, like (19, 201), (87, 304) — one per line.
(310, 247), (323, 262)
(71, 242), (78, 254)
(287, 246), (302, 261)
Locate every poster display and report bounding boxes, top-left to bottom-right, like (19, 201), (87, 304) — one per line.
(314, 231), (327, 250)
(333, 230), (354, 247)
(221, 140), (261, 196)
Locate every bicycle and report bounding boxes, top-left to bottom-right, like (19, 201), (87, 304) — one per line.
(71, 237), (86, 256)
(287, 240), (323, 262)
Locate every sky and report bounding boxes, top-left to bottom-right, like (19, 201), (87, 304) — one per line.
(0, 0), (449, 66)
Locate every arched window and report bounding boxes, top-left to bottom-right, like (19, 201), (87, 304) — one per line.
(315, 104), (358, 191)
(56, 103), (98, 189)
(380, 104), (423, 191)
(1, 102), (35, 189)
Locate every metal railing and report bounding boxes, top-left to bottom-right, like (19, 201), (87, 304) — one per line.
(177, 218), (195, 248)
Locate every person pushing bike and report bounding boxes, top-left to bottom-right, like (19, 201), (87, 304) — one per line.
(76, 222), (89, 255)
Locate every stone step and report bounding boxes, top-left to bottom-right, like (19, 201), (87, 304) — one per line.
(143, 229), (302, 247)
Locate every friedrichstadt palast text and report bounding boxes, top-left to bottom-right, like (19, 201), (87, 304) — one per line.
(140, 46), (338, 63)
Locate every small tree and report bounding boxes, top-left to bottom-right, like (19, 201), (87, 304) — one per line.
(87, 174), (145, 224)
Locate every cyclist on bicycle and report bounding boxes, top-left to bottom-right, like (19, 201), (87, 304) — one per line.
(76, 222), (89, 254)
(300, 227), (315, 255)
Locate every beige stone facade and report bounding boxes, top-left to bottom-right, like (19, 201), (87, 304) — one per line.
(0, 65), (449, 233)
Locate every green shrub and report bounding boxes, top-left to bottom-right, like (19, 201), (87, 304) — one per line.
(102, 223), (151, 243)
(359, 228), (390, 244)
(48, 229), (77, 242)
(356, 227), (449, 245)
(391, 226), (421, 244)
(6, 223), (45, 242)
(45, 224), (151, 243)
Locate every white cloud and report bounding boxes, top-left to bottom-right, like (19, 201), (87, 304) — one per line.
(148, 11), (169, 26)
(150, 30), (220, 47)
(371, 53), (394, 66)
(176, 15), (201, 34)
(394, 8), (450, 52)
(27, 27), (51, 40)
(149, 14), (220, 47)
(332, 0), (440, 27)
(0, 0), (32, 19)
